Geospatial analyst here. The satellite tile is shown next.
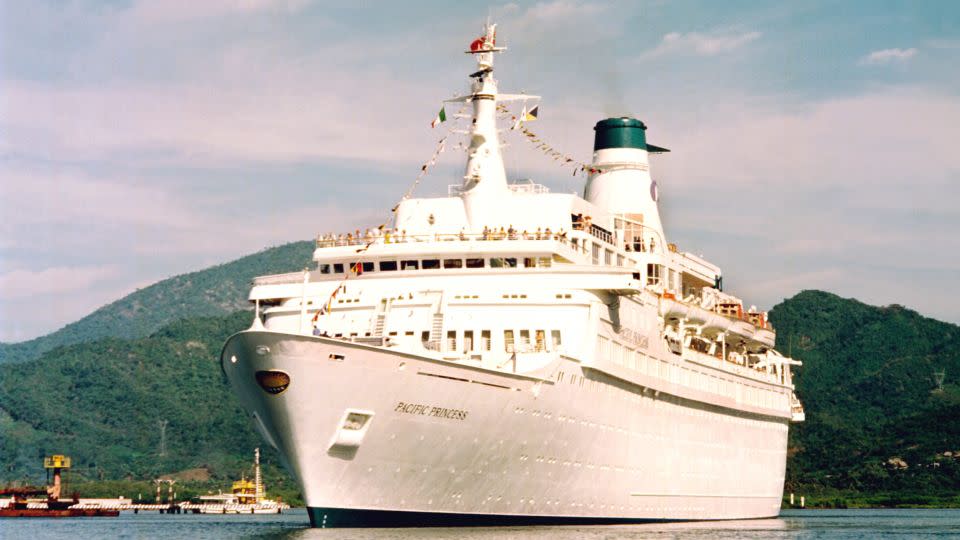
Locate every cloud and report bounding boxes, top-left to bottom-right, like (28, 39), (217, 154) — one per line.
(0, 168), (197, 229)
(0, 265), (121, 301)
(640, 30), (762, 59)
(0, 73), (443, 167)
(926, 39), (960, 50)
(496, 1), (605, 24)
(653, 87), (960, 320)
(860, 47), (918, 65)
(122, 0), (314, 24)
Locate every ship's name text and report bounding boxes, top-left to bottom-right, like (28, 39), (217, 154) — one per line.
(395, 402), (469, 421)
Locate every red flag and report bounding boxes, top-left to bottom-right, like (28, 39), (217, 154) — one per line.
(470, 37), (485, 52)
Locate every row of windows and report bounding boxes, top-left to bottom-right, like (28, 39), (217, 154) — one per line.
(318, 257), (554, 275)
(442, 329), (563, 354)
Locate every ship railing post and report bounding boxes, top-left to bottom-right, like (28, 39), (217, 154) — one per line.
(299, 268), (309, 334)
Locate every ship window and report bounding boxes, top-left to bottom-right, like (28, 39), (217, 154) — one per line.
(539, 257), (551, 267)
(401, 260), (418, 270)
(617, 254), (624, 267)
(334, 263), (344, 273)
(535, 330), (546, 352)
(551, 330), (562, 350)
(422, 331), (430, 342)
(504, 257), (517, 268)
(605, 250), (613, 265)
(443, 259), (463, 269)
(362, 262), (374, 272)
(464, 330), (474, 352)
(519, 330), (531, 351)
(380, 260), (397, 271)
(465, 258), (484, 268)
(523, 257), (536, 268)
(481, 330), (491, 351)
(490, 257), (505, 268)
(646, 264), (661, 286)
(447, 330), (457, 351)
(592, 244), (600, 264)
(504, 330), (515, 352)
(388, 331), (398, 336)
(319, 264), (331, 274)
(422, 259), (440, 269)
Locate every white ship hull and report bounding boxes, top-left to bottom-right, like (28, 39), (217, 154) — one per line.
(222, 330), (789, 527)
(220, 22), (802, 528)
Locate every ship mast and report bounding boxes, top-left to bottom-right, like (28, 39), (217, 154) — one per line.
(462, 23), (508, 194)
(451, 23), (539, 228)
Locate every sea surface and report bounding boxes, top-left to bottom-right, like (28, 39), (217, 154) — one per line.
(2, 509), (960, 539)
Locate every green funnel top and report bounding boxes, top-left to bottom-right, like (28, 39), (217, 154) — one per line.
(593, 117), (670, 153)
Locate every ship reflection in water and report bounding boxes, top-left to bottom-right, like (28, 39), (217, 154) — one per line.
(265, 517), (791, 539)
(6, 510), (960, 538)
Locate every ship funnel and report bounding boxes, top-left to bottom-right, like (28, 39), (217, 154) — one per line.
(583, 117), (668, 247)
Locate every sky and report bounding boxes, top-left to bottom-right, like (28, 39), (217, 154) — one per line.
(1, 0), (958, 342)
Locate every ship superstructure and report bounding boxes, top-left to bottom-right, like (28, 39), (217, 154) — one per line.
(221, 23), (804, 528)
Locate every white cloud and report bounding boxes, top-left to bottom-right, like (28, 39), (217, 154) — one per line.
(0, 169), (199, 229)
(652, 87), (960, 319)
(860, 47), (918, 65)
(123, 0), (313, 24)
(641, 30), (762, 59)
(1, 73), (443, 167)
(0, 265), (121, 301)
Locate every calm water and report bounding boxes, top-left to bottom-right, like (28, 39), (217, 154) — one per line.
(2, 509), (960, 539)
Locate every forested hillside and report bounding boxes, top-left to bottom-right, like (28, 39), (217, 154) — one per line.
(3, 287), (959, 507)
(0, 311), (263, 481)
(0, 241), (313, 364)
(772, 290), (960, 505)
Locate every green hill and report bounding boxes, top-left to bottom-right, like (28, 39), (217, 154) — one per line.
(0, 240), (313, 364)
(3, 286), (959, 507)
(0, 310), (303, 501)
(771, 290), (960, 506)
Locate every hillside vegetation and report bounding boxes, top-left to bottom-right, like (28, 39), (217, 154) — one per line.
(0, 310), (302, 501)
(771, 290), (960, 506)
(0, 241), (313, 364)
(2, 286), (959, 507)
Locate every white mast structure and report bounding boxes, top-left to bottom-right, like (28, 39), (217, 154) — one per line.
(452, 23), (538, 228)
(254, 447), (263, 503)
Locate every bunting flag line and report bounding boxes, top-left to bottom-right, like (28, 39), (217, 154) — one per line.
(316, 103), (467, 320)
(511, 106), (526, 130)
(524, 105), (539, 122)
(431, 106), (447, 128)
(495, 102), (614, 176)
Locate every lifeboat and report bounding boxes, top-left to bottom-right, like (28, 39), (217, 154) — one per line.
(700, 312), (732, 336)
(727, 320), (756, 343)
(658, 298), (689, 321)
(752, 327), (776, 349)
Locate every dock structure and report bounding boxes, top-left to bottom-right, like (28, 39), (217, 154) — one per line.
(2, 449), (289, 516)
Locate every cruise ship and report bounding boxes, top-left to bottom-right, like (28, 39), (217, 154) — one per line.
(221, 23), (805, 528)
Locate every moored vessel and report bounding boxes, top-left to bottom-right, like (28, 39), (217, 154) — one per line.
(183, 448), (289, 514)
(221, 22), (804, 528)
